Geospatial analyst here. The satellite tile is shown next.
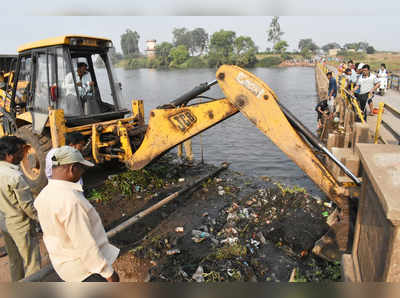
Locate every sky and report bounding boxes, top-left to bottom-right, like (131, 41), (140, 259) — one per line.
(1, 1), (399, 54)
(1, 16), (399, 55)
(2, 0), (400, 16)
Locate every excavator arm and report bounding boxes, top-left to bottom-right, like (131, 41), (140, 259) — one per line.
(127, 65), (357, 256)
(128, 65), (350, 208)
(216, 65), (348, 206)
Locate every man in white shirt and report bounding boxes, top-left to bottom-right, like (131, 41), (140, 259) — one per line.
(352, 64), (380, 120)
(377, 63), (388, 93)
(35, 146), (120, 282)
(64, 62), (94, 97)
(45, 132), (86, 185)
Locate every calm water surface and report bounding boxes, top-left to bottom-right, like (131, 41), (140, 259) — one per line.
(110, 67), (321, 194)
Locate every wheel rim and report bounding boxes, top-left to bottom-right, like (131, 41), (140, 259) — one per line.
(21, 145), (41, 181)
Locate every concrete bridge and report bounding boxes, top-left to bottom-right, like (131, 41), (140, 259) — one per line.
(316, 63), (400, 282)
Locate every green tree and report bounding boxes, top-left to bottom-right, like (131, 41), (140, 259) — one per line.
(173, 27), (209, 56)
(209, 30), (236, 57)
(366, 46), (376, 54)
(207, 30), (236, 67)
(357, 42), (370, 52)
(191, 28), (208, 56)
(172, 28), (192, 49)
(267, 16), (284, 49)
(273, 40), (289, 54)
(120, 29), (140, 57)
(169, 45), (189, 66)
(155, 42), (174, 67)
(300, 48), (312, 59)
(321, 42), (341, 52)
(233, 36), (258, 67)
(298, 38), (319, 54)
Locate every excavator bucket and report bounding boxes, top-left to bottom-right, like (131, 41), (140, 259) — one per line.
(126, 99), (238, 170)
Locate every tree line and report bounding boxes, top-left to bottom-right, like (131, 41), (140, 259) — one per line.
(103, 17), (377, 70)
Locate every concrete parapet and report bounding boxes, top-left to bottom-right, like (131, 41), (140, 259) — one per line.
(315, 65), (329, 100)
(344, 144), (400, 282)
(328, 147), (360, 178)
(352, 123), (372, 152)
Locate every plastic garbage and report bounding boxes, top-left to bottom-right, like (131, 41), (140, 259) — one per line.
(192, 230), (211, 238)
(221, 237), (238, 245)
(166, 248), (181, 255)
(192, 266), (205, 282)
(175, 227), (184, 233)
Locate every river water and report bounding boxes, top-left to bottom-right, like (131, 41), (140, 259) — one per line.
(111, 67), (321, 195)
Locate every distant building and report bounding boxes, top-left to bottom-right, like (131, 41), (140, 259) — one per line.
(328, 48), (340, 57)
(348, 49), (356, 52)
(146, 40), (157, 58)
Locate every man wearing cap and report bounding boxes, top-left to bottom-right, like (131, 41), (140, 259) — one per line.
(34, 146), (120, 282)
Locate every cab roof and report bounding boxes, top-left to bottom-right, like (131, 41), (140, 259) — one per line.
(18, 35), (112, 53)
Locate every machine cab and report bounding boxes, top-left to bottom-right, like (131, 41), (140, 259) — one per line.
(12, 35), (129, 132)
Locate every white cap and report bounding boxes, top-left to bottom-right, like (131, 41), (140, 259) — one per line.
(52, 146), (94, 167)
(357, 63), (365, 70)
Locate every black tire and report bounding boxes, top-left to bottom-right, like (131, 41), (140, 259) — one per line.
(16, 125), (52, 194)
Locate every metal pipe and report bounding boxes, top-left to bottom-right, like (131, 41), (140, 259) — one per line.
(20, 163), (229, 282)
(107, 162), (228, 237)
(278, 102), (362, 186)
(158, 80), (218, 109)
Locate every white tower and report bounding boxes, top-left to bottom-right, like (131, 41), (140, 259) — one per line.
(146, 40), (157, 58)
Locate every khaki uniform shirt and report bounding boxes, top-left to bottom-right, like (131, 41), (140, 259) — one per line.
(34, 179), (119, 281)
(0, 161), (37, 233)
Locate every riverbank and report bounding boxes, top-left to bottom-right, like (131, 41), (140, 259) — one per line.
(115, 54), (313, 70)
(87, 154), (340, 282)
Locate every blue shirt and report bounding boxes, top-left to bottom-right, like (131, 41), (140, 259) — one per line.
(328, 77), (337, 97)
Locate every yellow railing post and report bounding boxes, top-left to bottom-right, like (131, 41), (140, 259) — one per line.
(350, 97), (366, 124)
(374, 102), (385, 144)
(342, 88), (366, 124)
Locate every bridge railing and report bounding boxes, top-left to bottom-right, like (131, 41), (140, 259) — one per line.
(388, 74), (400, 90)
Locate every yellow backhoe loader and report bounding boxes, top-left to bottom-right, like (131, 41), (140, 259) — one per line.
(0, 35), (360, 260)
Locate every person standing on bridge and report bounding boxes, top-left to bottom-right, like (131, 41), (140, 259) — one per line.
(326, 72), (337, 114)
(352, 64), (380, 120)
(0, 136), (41, 281)
(35, 146), (120, 282)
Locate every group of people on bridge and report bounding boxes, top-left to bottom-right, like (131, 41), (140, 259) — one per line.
(316, 60), (388, 128)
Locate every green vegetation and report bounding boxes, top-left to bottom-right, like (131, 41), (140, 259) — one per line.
(88, 158), (174, 202)
(256, 55), (283, 67)
(274, 182), (307, 195)
(329, 52), (400, 72)
(213, 243), (248, 260)
(336, 50), (366, 61)
(108, 20), (398, 71)
(114, 19), (297, 70)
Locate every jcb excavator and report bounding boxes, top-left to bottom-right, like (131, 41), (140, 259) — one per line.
(0, 35), (360, 260)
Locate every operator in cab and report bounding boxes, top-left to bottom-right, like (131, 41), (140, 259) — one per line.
(64, 62), (94, 97)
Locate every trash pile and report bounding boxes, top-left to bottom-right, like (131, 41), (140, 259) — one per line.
(128, 170), (342, 282)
